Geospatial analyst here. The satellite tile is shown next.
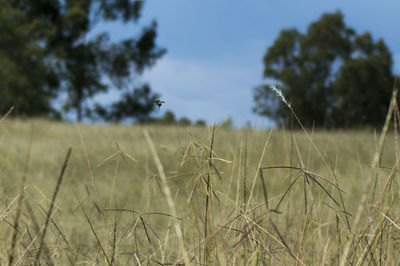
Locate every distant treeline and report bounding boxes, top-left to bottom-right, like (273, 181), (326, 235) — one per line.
(147, 111), (206, 126)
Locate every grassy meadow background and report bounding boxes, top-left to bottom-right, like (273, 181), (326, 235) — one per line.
(1, 117), (400, 265)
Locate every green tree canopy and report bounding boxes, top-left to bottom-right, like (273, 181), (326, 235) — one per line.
(2, 0), (165, 121)
(178, 117), (191, 126)
(254, 11), (397, 128)
(195, 119), (206, 127)
(103, 84), (159, 122)
(0, 2), (59, 117)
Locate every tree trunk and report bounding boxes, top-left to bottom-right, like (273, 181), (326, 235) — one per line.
(77, 103), (82, 122)
(76, 91), (83, 122)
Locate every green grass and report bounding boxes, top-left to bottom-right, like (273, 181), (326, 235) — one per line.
(1, 118), (400, 265)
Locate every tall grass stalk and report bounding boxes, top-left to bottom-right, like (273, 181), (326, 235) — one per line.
(143, 129), (190, 265)
(246, 130), (272, 209)
(204, 125), (215, 264)
(0, 106), (14, 123)
(34, 148), (72, 266)
(371, 87), (398, 168)
(109, 157), (120, 208)
(270, 85), (351, 229)
(77, 126), (98, 196)
(8, 125), (33, 265)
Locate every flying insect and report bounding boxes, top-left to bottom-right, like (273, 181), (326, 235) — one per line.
(155, 100), (165, 108)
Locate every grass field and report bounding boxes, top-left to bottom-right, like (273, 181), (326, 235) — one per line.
(1, 118), (400, 265)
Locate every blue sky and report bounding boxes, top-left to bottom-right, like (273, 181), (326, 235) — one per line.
(93, 0), (400, 128)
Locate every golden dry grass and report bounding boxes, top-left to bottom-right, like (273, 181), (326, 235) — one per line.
(1, 118), (400, 265)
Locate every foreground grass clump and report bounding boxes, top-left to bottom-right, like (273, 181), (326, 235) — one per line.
(1, 118), (400, 265)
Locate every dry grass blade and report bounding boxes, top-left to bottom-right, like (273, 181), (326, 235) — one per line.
(24, 201), (57, 264)
(260, 165), (342, 215)
(140, 216), (152, 244)
(295, 201), (313, 266)
(184, 155), (232, 164)
(14, 205), (61, 266)
(111, 216), (117, 266)
(25, 201), (41, 237)
(269, 218), (299, 263)
(302, 176), (308, 214)
(356, 219), (386, 266)
(258, 162), (304, 264)
(304, 173), (340, 207)
(81, 205), (112, 265)
(335, 215), (342, 263)
(77, 126), (98, 196)
(322, 203), (352, 217)
(109, 157), (120, 208)
(232, 225), (254, 248)
(273, 173), (302, 213)
(140, 216), (161, 245)
(115, 141), (138, 163)
(210, 157), (232, 163)
(143, 129), (190, 265)
(34, 147), (72, 266)
(339, 193), (368, 266)
(371, 86), (398, 168)
(382, 213), (400, 231)
(37, 204), (73, 264)
(95, 151), (120, 168)
(274, 86), (352, 230)
(115, 142), (128, 163)
(37, 203), (71, 246)
(259, 168), (270, 211)
(121, 152), (137, 163)
(200, 175), (220, 203)
(9, 125), (33, 266)
(209, 162), (223, 180)
(187, 175), (201, 204)
(246, 130), (272, 209)
(49, 214), (73, 262)
(0, 106), (14, 122)
(176, 202), (265, 263)
(204, 125), (216, 257)
(261, 166), (345, 192)
(243, 131), (248, 210)
(102, 208), (183, 220)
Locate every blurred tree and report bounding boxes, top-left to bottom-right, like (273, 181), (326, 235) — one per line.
(195, 119), (207, 126)
(332, 34), (394, 127)
(160, 110), (176, 124)
(0, 2), (59, 117)
(6, 0), (165, 121)
(254, 11), (396, 128)
(148, 110), (197, 126)
(105, 84), (159, 122)
(178, 117), (191, 126)
(147, 110), (176, 124)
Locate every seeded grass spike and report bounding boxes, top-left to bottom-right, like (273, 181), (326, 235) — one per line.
(270, 85), (291, 108)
